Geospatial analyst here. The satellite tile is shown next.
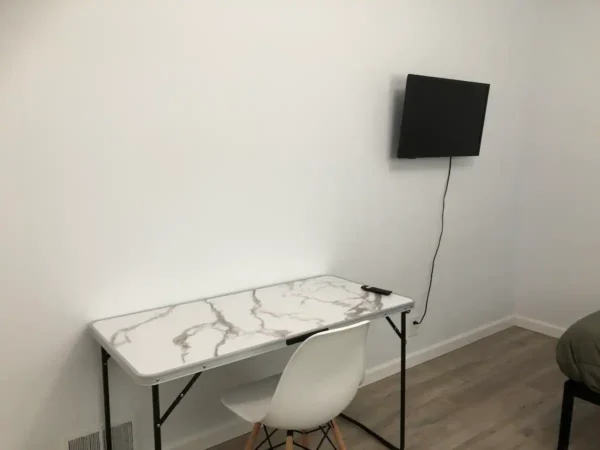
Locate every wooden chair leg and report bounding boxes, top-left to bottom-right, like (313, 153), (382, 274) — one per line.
(245, 423), (261, 450)
(286, 431), (294, 450)
(300, 431), (309, 448)
(332, 419), (347, 450)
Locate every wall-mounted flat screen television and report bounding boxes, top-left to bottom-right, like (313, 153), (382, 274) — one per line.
(397, 74), (490, 158)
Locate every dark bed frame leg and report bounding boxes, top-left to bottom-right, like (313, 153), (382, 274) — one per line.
(558, 380), (574, 450)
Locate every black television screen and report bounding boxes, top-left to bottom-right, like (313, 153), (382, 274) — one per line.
(397, 74), (490, 158)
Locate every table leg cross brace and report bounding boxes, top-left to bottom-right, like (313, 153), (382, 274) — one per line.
(102, 348), (203, 450)
(339, 312), (408, 450)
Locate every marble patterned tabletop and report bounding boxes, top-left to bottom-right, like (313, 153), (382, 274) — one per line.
(90, 275), (414, 385)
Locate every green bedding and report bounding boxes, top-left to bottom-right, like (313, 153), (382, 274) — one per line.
(556, 311), (600, 393)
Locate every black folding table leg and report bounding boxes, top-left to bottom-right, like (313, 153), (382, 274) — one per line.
(101, 347), (113, 450)
(557, 380), (574, 450)
(152, 385), (162, 450)
(385, 312), (407, 450)
(339, 312), (408, 450)
(400, 311), (407, 450)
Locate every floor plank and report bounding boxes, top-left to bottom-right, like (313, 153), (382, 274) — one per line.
(209, 327), (600, 449)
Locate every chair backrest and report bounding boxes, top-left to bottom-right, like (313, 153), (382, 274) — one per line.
(262, 321), (370, 430)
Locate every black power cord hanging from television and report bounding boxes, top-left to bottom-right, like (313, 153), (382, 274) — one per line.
(339, 159), (453, 450)
(414, 156), (453, 326)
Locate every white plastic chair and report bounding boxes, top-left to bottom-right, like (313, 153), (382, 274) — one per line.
(221, 321), (370, 450)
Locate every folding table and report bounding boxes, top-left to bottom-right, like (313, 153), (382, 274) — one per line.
(90, 275), (414, 450)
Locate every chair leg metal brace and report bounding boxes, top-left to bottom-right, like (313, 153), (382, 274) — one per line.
(101, 347), (203, 450)
(340, 311), (407, 450)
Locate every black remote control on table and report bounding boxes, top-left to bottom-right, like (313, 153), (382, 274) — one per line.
(361, 285), (392, 296)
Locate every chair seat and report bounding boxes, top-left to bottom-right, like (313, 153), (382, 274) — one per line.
(221, 374), (281, 424)
(221, 321), (368, 440)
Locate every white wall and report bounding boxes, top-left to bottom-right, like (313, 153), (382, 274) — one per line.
(1, 2), (530, 449)
(515, 1), (600, 330)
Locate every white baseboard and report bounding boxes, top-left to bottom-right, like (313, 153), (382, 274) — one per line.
(169, 315), (515, 450)
(362, 315), (515, 385)
(514, 315), (566, 338)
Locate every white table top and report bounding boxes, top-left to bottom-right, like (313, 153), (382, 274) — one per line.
(90, 275), (414, 385)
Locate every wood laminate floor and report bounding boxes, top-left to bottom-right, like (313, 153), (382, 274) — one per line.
(209, 327), (600, 449)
